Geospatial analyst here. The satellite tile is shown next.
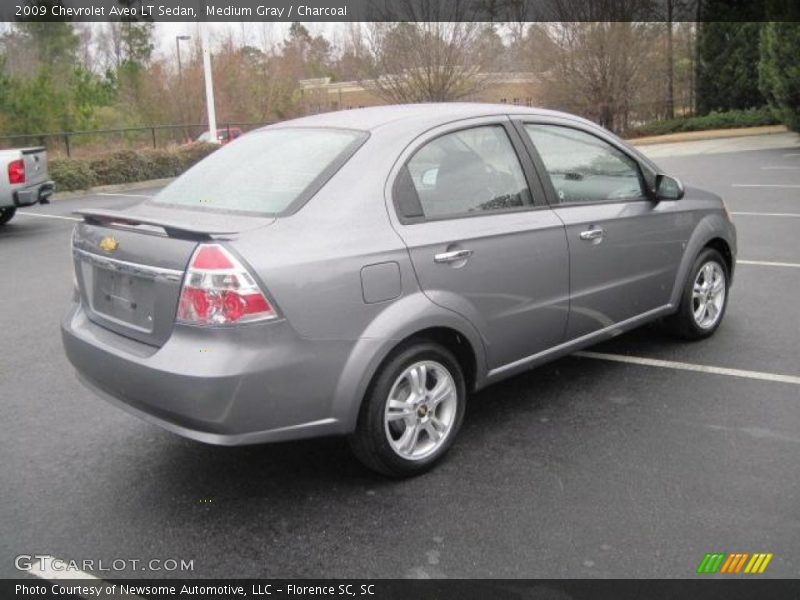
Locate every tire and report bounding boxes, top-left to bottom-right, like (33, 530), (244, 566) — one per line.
(666, 247), (730, 340)
(0, 206), (16, 226)
(349, 341), (466, 478)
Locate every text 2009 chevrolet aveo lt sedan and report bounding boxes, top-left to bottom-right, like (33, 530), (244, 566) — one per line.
(62, 104), (737, 477)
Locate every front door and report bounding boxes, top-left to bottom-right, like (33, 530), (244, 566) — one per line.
(519, 122), (685, 340)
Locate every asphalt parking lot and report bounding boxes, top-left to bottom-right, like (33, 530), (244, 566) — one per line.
(1, 133), (798, 580)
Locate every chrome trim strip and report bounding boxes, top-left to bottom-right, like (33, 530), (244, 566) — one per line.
(487, 304), (673, 379)
(73, 248), (184, 282)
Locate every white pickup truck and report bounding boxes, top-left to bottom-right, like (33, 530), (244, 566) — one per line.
(0, 146), (55, 225)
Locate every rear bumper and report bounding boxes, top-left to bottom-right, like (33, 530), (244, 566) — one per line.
(61, 301), (358, 445)
(13, 180), (54, 206)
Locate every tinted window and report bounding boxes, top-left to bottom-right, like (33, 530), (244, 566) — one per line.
(524, 125), (645, 204)
(153, 128), (365, 214)
(406, 125), (532, 219)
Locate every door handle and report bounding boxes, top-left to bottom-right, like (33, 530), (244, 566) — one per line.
(434, 249), (473, 263)
(579, 228), (605, 241)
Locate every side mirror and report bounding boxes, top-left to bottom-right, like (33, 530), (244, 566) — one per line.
(654, 174), (685, 201)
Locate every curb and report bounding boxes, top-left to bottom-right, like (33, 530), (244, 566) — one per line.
(628, 125), (789, 146)
(52, 177), (175, 201)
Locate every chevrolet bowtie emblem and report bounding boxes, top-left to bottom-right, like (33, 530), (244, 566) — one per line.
(99, 236), (119, 253)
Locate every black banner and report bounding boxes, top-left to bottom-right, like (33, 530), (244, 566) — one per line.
(6, 579), (800, 600)
(3, 0), (800, 23)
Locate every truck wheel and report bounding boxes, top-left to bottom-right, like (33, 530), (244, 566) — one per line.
(0, 207), (16, 225)
(666, 247), (729, 340)
(349, 341), (466, 478)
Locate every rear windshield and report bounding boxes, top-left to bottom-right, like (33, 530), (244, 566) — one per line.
(151, 127), (366, 214)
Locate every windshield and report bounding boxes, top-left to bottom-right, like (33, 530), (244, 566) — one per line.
(153, 128), (366, 214)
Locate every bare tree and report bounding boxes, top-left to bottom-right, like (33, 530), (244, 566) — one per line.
(96, 23), (124, 72)
(359, 21), (502, 103)
(354, 0), (500, 103)
(535, 21), (659, 132)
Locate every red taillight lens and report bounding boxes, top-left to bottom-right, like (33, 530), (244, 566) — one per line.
(8, 159), (25, 185)
(177, 244), (276, 326)
(192, 245), (235, 269)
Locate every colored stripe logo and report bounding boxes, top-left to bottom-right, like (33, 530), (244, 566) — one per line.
(697, 553), (773, 574)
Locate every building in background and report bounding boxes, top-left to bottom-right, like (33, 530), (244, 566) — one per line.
(297, 73), (542, 114)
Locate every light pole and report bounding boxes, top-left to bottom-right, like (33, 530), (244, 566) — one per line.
(175, 35), (191, 141)
(200, 23), (218, 144)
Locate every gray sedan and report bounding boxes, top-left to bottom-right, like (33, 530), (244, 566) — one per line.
(62, 104), (736, 477)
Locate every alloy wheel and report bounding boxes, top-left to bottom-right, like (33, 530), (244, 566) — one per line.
(692, 261), (726, 329)
(384, 360), (458, 460)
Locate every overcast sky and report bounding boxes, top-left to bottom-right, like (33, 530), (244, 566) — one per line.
(153, 21), (341, 57)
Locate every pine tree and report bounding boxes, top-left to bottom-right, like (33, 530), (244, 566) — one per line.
(696, 22), (765, 114)
(759, 23), (800, 132)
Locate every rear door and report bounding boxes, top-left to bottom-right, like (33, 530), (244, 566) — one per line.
(389, 118), (570, 370)
(516, 120), (685, 340)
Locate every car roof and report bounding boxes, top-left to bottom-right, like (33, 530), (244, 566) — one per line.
(253, 102), (660, 173)
(261, 103), (593, 133)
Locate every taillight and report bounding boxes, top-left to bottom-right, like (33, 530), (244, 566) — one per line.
(8, 159), (25, 184)
(177, 244), (276, 325)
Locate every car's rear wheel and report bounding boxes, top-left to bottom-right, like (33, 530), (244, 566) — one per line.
(349, 341), (466, 477)
(0, 207), (16, 225)
(667, 247), (729, 340)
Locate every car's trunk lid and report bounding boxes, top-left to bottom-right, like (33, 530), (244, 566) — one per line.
(72, 205), (274, 347)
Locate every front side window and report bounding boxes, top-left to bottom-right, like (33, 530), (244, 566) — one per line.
(152, 128), (366, 214)
(524, 124), (645, 204)
(405, 125), (533, 219)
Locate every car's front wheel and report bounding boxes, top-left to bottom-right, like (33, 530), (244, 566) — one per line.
(349, 341), (466, 477)
(0, 206), (17, 225)
(667, 247), (729, 340)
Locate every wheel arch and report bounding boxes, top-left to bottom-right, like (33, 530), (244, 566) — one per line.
(670, 214), (737, 308)
(703, 237), (734, 280)
(330, 293), (487, 433)
(390, 326), (478, 393)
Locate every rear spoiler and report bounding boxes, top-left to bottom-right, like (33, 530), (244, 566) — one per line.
(74, 208), (219, 240)
(21, 146), (46, 155)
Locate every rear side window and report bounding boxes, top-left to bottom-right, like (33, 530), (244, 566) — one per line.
(405, 125), (533, 219)
(152, 128), (366, 214)
(524, 124), (645, 204)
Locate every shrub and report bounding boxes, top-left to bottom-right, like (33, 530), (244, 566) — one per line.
(145, 149), (182, 179)
(88, 150), (152, 186)
(49, 159), (96, 191)
(629, 107), (780, 138)
(50, 142), (219, 192)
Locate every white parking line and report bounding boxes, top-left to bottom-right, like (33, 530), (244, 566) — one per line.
(96, 192), (154, 198)
(731, 212), (800, 218)
(737, 260), (800, 268)
(783, 153), (800, 158)
(17, 211), (80, 221)
(731, 184), (800, 188)
(575, 351), (800, 386)
(760, 166), (800, 170)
